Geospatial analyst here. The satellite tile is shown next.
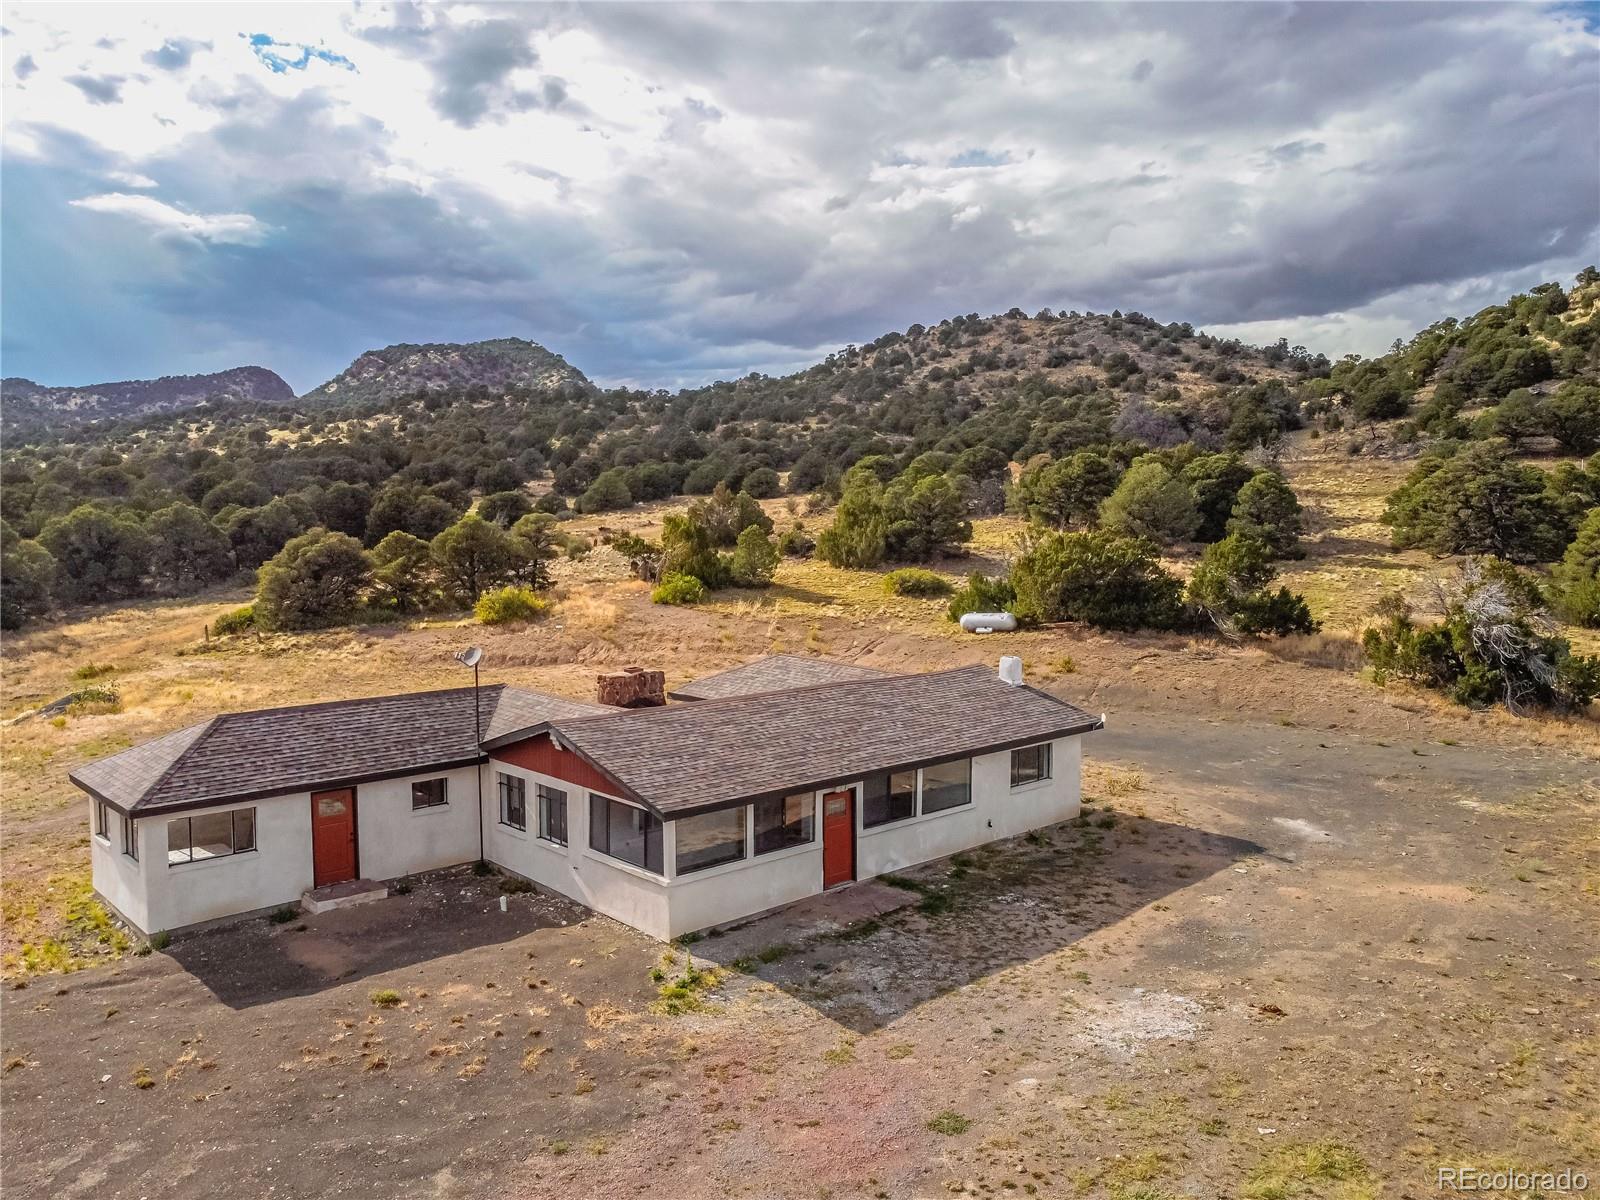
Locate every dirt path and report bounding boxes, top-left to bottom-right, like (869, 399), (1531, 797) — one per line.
(4, 705), (1595, 1200)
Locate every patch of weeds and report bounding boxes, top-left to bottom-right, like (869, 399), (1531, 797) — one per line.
(132, 1066), (156, 1090)
(1199, 1117), (1227, 1136)
(547, 1139), (570, 1156)
(822, 1040), (857, 1065)
(1025, 831), (1050, 847)
(917, 890), (954, 916)
(885, 1043), (915, 1059)
(653, 964), (721, 1015)
(730, 956), (758, 974)
(268, 905), (298, 925)
(878, 873), (924, 894)
(757, 942), (793, 964)
(369, 988), (403, 1008)
(1243, 1141), (1369, 1200)
(673, 931), (702, 946)
(73, 662), (117, 681)
(499, 876), (534, 895)
(472, 861), (495, 877)
(394, 879), (413, 896)
(1096, 813), (1118, 829)
(926, 1110), (972, 1136)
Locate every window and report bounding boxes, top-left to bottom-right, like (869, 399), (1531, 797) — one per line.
(122, 814), (138, 861)
(94, 798), (110, 840)
(537, 784), (568, 846)
(862, 770), (916, 828)
(412, 777), (448, 810)
(754, 793), (815, 855)
(921, 758), (972, 814)
(675, 807), (747, 875)
(167, 808), (254, 865)
(498, 773), (527, 831)
(589, 794), (663, 874)
(1011, 743), (1052, 788)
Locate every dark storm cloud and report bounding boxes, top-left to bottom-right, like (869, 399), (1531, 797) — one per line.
(66, 73), (123, 104)
(4, 2), (1597, 390)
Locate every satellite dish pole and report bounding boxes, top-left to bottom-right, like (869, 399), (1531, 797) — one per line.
(455, 647), (486, 866)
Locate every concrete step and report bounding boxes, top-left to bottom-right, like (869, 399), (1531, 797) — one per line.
(302, 878), (389, 915)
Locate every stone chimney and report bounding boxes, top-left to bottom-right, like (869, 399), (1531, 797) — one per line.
(597, 666), (666, 708)
(998, 656), (1024, 686)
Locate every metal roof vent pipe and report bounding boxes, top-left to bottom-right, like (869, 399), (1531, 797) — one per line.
(998, 656), (1024, 686)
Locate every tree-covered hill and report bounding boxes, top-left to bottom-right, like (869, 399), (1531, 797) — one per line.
(1, 366), (292, 438)
(298, 338), (591, 408)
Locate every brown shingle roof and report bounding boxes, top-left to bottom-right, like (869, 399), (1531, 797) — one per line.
(512, 664), (1100, 816)
(71, 685), (610, 815)
(669, 654), (889, 701)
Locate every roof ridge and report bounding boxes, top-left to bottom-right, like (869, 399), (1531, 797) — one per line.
(557, 662), (981, 726)
(198, 682), (509, 725)
(135, 716), (222, 810)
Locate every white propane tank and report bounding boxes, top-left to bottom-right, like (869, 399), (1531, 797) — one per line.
(959, 611), (1018, 634)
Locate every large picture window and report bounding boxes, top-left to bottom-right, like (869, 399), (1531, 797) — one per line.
(862, 770), (916, 828)
(755, 793), (815, 855)
(1010, 743), (1052, 788)
(589, 794), (663, 875)
(498, 773), (527, 831)
(412, 777), (448, 810)
(537, 784), (568, 846)
(167, 808), (254, 865)
(675, 807), (747, 875)
(921, 758), (972, 814)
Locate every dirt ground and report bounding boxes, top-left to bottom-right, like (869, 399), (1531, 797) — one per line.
(3, 705), (1596, 1199)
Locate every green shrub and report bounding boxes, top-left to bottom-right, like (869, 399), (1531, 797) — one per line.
(1188, 533), (1317, 637)
(652, 572), (707, 605)
(776, 525), (815, 558)
(730, 525), (779, 587)
(255, 529), (371, 631)
(474, 586), (551, 625)
(1363, 559), (1600, 713)
(212, 604), (256, 635)
(147, 930), (171, 951)
(882, 568), (952, 597)
(268, 905), (298, 925)
(65, 685), (121, 715)
(369, 988), (403, 1008)
(946, 572), (1016, 622)
(1011, 530), (1187, 630)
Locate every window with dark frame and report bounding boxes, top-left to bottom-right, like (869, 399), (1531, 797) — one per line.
(675, 807), (747, 874)
(921, 758), (972, 814)
(411, 777), (448, 810)
(1010, 743), (1052, 788)
(498, 772), (527, 831)
(167, 808), (254, 865)
(122, 813), (138, 861)
(754, 793), (815, 854)
(862, 770), (916, 828)
(537, 784), (568, 846)
(588, 793), (663, 874)
(94, 798), (110, 840)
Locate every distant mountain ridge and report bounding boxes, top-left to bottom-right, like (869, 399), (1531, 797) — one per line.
(299, 337), (590, 406)
(2, 366), (293, 432)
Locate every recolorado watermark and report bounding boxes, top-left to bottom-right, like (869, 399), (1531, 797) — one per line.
(1438, 1166), (1589, 1192)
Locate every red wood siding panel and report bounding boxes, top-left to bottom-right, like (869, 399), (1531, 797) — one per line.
(493, 734), (625, 796)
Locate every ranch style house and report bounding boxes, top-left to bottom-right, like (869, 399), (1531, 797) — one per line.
(71, 656), (1103, 941)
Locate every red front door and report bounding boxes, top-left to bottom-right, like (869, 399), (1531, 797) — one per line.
(311, 788), (358, 887)
(822, 788), (855, 889)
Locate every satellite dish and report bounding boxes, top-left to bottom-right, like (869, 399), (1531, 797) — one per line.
(455, 646), (484, 669)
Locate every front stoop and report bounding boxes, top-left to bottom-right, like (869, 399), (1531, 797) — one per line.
(301, 878), (389, 915)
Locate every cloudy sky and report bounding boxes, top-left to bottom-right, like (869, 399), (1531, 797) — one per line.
(3, 2), (1597, 394)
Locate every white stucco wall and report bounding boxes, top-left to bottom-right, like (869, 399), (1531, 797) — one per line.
(856, 736), (1082, 879)
(356, 765), (483, 881)
(142, 795), (313, 934)
(665, 793), (826, 938)
(482, 760), (672, 940)
(89, 798), (150, 935)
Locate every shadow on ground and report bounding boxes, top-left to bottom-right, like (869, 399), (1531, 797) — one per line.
(165, 867), (590, 1009)
(690, 813), (1263, 1033)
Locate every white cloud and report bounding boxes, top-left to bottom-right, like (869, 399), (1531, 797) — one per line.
(69, 193), (269, 245)
(105, 170), (158, 189)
